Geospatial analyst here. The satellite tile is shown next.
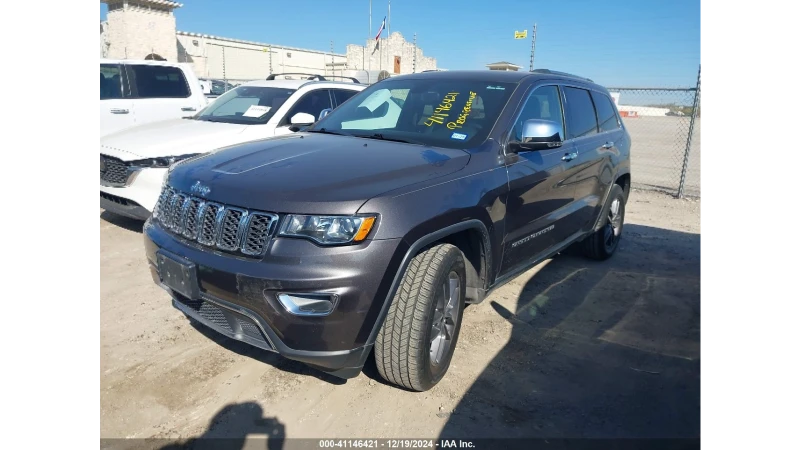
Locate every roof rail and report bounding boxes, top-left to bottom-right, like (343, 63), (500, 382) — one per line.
(531, 69), (593, 83)
(266, 73), (327, 81)
(322, 75), (363, 84)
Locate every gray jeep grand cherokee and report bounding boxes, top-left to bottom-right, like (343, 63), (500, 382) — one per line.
(143, 69), (631, 391)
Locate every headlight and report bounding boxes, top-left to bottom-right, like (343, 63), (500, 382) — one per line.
(128, 153), (200, 169)
(279, 215), (376, 245)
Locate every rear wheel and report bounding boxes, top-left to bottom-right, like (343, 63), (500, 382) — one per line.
(583, 184), (626, 260)
(375, 243), (466, 391)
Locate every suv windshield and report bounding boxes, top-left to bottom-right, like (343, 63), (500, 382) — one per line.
(195, 86), (296, 124)
(310, 78), (518, 149)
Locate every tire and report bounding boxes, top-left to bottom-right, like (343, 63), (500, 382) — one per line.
(375, 243), (466, 391)
(583, 184), (626, 260)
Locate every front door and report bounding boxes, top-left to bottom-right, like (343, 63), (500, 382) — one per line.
(500, 85), (574, 276)
(274, 89), (334, 136)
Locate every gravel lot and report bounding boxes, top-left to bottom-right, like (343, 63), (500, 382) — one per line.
(623, 116), (701, 197)
(100, 190), (700, 446)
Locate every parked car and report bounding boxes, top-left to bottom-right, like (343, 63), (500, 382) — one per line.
(199, 78), (238, 99)
(143, 69), (631, 391)
(100, 74), (366, 220)
(100, 59), (208, 137)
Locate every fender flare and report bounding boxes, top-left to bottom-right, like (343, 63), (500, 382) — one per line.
(364, 219), (492, 347)
(591, 176), (627, 233)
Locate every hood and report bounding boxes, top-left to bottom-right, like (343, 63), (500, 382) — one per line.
(100, 119), (248, 159)
(167, 133), (471, 215)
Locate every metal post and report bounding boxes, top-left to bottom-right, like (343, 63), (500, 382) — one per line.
(330, 41), (334, 77)
(413, 32), (417, 73)
(268, 45), (272, 75)
(529, 23), (537, 72)
(222, 46), (228, 91)
(677, 64), (701, 199)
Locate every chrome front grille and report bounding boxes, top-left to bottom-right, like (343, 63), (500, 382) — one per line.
(154, 187), (278, 256)
(100, 155), (129, 185)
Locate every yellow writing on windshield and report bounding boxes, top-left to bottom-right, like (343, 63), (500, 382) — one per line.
(424, 92), (459, 126)
(447, 91), (477, 130)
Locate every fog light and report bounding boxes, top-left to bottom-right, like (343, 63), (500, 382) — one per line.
(277, 293), (338, 316)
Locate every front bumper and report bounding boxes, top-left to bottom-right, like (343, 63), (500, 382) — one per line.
(143, 218), (405, 378)
(100, 191), (151, 220)
(100, 167), (166, 220)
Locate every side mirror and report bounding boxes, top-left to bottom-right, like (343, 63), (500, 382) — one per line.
(508, 119), (564, 153)
(318, 108), (333, 120)
(290, 112), (315, 125)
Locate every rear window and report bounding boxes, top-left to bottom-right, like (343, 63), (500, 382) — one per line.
(129, 64), (190, 98)
(590, 91), (620, 132)
(563, 87), (598, 139)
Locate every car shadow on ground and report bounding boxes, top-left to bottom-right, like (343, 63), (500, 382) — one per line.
(187, 320), (347, 386)
(437, 223), (700, 440)
(157, 402), (286, 450)
(100, 209), (146, 233)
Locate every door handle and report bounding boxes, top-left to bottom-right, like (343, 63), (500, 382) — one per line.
(181, 107), (197, 112)
(601, 141), (614, 149)
(110, 108), (129, 114)
(562, 152), (578, 162)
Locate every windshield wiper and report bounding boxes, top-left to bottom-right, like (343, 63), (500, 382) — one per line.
(305, 128), (351, 137)
(351, 133), (426, 146)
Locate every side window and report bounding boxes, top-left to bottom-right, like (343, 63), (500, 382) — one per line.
(332, 89), (358, 107)
(100, 64), (123, 100)
(128, 64), (190, 98)
(282, 89), (333, 124)
(563, 87), (598, 139)
(590, 91), (620, 132)
(511, 85), (564, 142)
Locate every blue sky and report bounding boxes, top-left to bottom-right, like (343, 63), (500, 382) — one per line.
(101, 0), (699, 87)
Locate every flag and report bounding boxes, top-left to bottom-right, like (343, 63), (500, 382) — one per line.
(372, 16), (386, 54)
(514, 30), (527, 39)
(375, 16), (386, 41)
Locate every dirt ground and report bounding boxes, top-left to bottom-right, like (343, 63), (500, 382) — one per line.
(100, 190), (700, 446)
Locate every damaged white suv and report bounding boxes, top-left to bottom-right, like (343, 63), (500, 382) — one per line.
(100, 74), (364, 220)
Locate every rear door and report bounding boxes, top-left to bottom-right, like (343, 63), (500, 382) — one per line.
(583, 90), (624, 220)
(125, 64), (198, 126)
(560, 86), (607, 231)
(100, 63), (135, 136)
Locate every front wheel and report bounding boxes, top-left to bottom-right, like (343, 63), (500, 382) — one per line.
(374, 243), (466, 391)
(583, 184), (626, 260)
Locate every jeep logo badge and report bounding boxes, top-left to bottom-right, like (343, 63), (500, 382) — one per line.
(190, 181), (211, 197)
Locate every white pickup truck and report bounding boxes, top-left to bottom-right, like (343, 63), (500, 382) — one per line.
(100, 59), (208, 137)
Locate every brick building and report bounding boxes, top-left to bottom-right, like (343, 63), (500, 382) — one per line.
(100, 0), (437, 82)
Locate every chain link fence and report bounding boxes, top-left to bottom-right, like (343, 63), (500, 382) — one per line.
(608, 83), (701, 197)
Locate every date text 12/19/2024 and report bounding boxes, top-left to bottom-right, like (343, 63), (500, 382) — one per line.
(317, 440), (475, 448)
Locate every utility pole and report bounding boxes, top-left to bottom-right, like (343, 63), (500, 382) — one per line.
(413, 32), (417, 73)
(268, 45), (272, 75)
(330, 40), (334, 77)
(529, 23), (537, 72)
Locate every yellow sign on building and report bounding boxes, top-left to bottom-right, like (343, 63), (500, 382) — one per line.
(514, 30), (527, 39)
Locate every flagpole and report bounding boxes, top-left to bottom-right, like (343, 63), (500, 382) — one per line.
(369, 0), (372, 72)
(388, 0), (391, 35)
